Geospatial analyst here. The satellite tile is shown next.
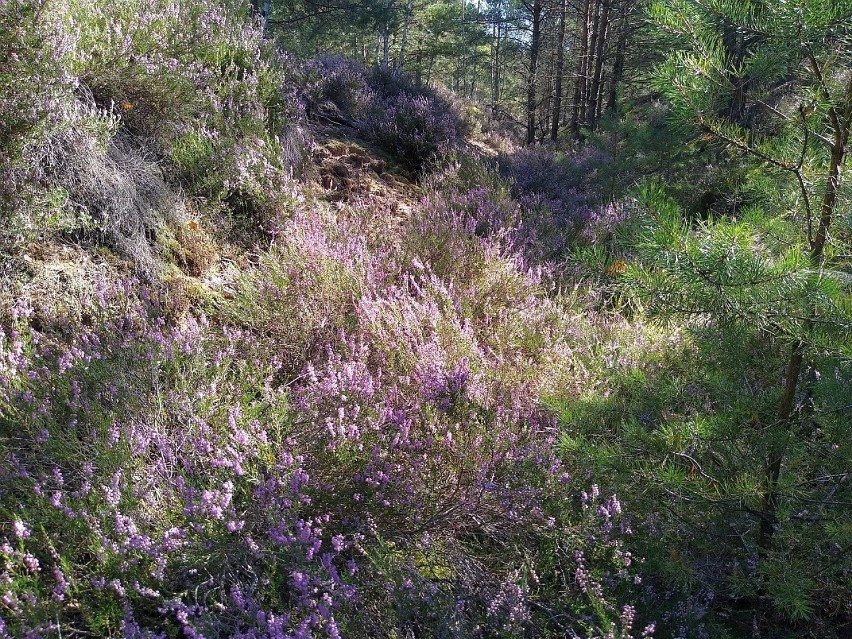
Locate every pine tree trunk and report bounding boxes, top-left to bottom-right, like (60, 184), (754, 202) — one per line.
(375, 31), (381, 66)
(551, 0), (568, 141)
(382, 0), (392, 69)
(586, 0), (611, 128)
(526, 0), (543, 145)
(570, 0), (591, 138)
(396, 0), (414, 70)
(492, 15), (501, 104)
(606, 4), (630, 113)
(580, 0), (601, 128)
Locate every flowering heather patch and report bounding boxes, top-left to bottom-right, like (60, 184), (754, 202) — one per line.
(0, 222), (652, 637)
(0, 284), (355, 637)
(416, 168), (565, 267)
(358, 90), (461, 174)
(302, 55), (373, 124)
(302, 57), (464, 175)
(2, 0), (307, 257)
(0, 0), (77, 210)
(0, 135), (662, 635)
(496, 146), (632, 249)
(70, 0), (303, 146)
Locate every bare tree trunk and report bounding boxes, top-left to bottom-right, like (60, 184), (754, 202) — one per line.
(606, 7), (629, 114)
(723, 26), (748, 124)
(461, 0), (468, 96)
(595, 64), (607, 121)
(262, 0), (270, 37)
(526, 0), (543, 145)
(382, 0), (392, 69)
(580, 0), (600, 127)
(570, 0), (591, 138)
(551, 0), (568, 141)
(541, 63), (552, 143)
(396, 0), (414, 69)
(492, 10), (503, 104)
(586, 0), (610, 128)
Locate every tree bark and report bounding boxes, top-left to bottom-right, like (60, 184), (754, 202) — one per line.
(581, 0), (601, 127)
(606, 2), (630, 113)
(586, 0), (611, 128)
(570, 0), (591, 138)
(551, 0), (568, 140)
(396, 0), (414, 69)
(526, 0), (543, 145)
(382, 0), (392, 69)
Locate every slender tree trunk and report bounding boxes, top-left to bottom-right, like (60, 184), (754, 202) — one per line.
(758, 342), (804, 549)
(723, 27), (748, 124)
(541, 68), (552, 143)
(595, 65), (607, 121)
(586, 0), (611, 128)
(526, 0), (543, 145)
(492, 16), (499, 103)
(551, 0), (568, 140)
(396, 0), (414, 69)
(606, 16), (628, 113)
(570, 0), (591, 138)
(461, 0), (469, 97)
(382, 0), (392, 69)
(810, 99), (852, 262)
(493, 14), (503, 104)
(262, 0), (270, 37)
(581, 0), (600, 127)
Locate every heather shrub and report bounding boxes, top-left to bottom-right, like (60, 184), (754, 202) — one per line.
(290, 292), (556, 634)
(358, 89), (462, 175)
(407, 149), (625, 274)
(0, 199), (653, 638)
(201, 169), (640, 635)
(70, 0), (307, 216)
(0, 0), (76, 212)
(223, 205), (384, 378)
(69, 0), (301, 144)
(0, 286), (357, 637)
(496, 148), (594, 243)
(302, 55), (373, 124)
(419, 158), (572, 266)
(301, 56), (464, 175)
(1, 0), (310, 268)
(360, 67), (466, 175)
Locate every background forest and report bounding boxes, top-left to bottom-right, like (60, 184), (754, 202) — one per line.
(1, 1), (850, 638)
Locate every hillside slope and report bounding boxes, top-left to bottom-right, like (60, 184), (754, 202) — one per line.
(1, 3), (649, 637)
(3, 2), (850, 639)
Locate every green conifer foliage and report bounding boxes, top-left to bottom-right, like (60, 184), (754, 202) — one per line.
(622, 0), (852, 633)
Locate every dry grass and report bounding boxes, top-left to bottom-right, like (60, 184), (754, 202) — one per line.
(35, 105), (185, 276)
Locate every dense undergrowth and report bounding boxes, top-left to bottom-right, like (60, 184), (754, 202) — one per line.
(1, 1), (850, 639)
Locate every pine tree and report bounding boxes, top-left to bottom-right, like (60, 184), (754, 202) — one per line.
(624, 0), (852, 633)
